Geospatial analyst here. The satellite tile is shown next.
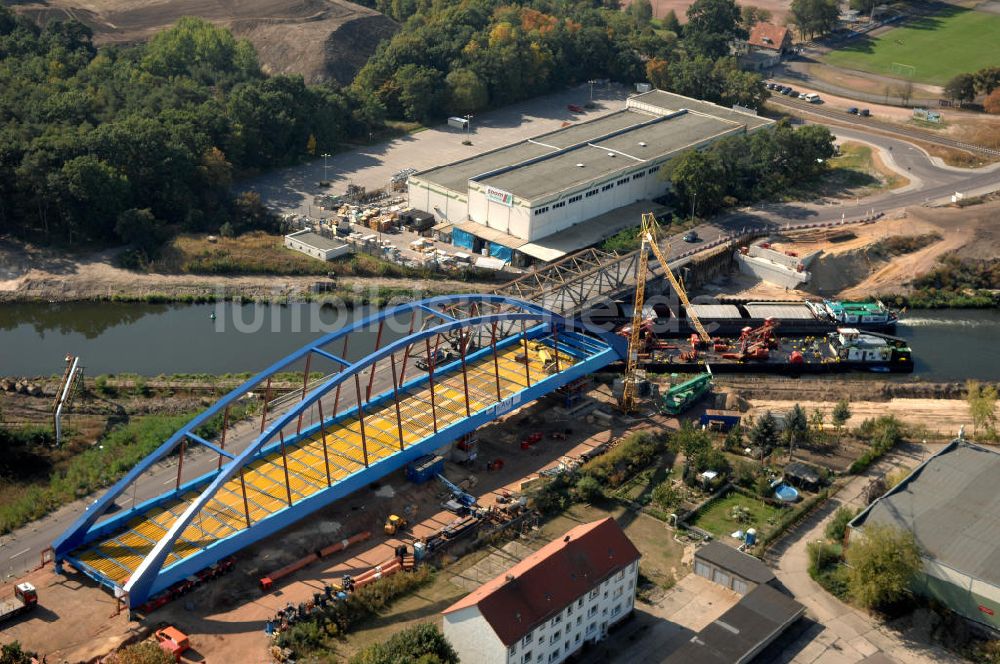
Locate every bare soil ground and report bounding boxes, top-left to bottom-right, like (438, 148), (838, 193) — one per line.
(627, 0), (792, 23)
(747, 397), (989, 437)
(701, 201), (1000, 300)
(0, 237), (474, 302)
(12, 0), (398, 85)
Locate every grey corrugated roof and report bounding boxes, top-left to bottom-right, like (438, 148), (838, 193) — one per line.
(850, 440), (1000, 586)
(629, 89), (774, 130)
(662, 584), (804, 664)
(287, 231), (348, 252)
(695, 542), (775, 584)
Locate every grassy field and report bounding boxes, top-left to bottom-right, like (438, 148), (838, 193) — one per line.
(689, 492), (783, 539)
(823, 7), (1000, 85)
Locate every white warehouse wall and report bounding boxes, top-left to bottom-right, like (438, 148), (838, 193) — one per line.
(408, 177), (468, 225)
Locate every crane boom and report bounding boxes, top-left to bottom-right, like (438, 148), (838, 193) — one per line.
(619, 213), (711, 413)
(646, 234), (711, 344)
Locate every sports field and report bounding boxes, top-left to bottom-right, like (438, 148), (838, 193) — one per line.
(823, 7), (1000, 85)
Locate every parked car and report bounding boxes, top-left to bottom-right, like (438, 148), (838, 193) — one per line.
(805, 93), (821, 103)
(847, 107), (859, 114)
(798, 92), (809, 100)
(859, 109), (871, 117)
(682, 231), (700, 243)
(780, 87), (791, 95)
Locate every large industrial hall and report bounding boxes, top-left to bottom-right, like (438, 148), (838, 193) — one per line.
(407, 89), (773, 265)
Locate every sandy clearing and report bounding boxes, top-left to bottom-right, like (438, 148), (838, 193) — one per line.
(747, 397), (990, 436)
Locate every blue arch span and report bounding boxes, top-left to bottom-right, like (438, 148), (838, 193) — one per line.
(54, 295), (624, 606)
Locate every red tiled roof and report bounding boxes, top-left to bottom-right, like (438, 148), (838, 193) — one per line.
(748, 22), (790, 50)
(442, 518), (641, 646)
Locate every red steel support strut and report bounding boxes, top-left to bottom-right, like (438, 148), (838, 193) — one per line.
(355, 373), (370, 467)
(425, 338), (438, 434)
(279, 432), (293, 506)
(318, 400), (332, 486)
(390, 354), (405, 451)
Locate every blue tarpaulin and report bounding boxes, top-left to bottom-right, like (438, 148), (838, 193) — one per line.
(452, 227), (475, 251)
(489, 243), (513, 262)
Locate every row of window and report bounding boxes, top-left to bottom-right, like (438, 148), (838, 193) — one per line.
(533, 167), (663, 216)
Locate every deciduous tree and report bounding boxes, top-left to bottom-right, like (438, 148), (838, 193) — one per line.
(846, 524), (922, 609)
(944, 73), (977, 102)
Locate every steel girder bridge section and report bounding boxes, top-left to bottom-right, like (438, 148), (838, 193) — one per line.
(52, 294), (625, 608)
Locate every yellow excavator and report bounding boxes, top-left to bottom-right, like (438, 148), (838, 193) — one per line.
(620, 213), (710, 413)
(384, 514), (407, 535)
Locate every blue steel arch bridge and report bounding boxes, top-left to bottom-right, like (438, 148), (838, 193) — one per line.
(53, 294), (625, 608)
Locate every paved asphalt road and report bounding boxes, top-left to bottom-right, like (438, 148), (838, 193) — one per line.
(4, 86), (998, 582)
(769, 95), (1000, 157)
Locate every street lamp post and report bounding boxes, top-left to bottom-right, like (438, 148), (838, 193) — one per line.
(321, 153), (331, 184)
(690, 192), (697, 221)
(588, 79), (597, 104)
(464, 114), (473, 142)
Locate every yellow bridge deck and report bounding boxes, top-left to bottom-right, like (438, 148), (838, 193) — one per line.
(73, 342), (573, 586)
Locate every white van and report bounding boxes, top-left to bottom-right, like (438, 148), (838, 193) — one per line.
(804, 93), (821, 104)
(448, 116), (469, 129)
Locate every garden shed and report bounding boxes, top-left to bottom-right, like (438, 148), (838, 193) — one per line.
(784, 462), (822, 492)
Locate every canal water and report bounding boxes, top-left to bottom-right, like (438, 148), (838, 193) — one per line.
(1, 303), (998, 380)
(0, 302), (397, 376)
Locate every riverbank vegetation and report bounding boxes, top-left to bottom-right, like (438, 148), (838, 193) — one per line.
(882, 255), (1000, 308)
(0, 407), (246, 534)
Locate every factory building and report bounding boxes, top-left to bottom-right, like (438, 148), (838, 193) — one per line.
(407, 90), (773, 264)
(848, 439), (1000, 630)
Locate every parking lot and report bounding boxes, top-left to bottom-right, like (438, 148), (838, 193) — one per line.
(245, 83), (629, 221)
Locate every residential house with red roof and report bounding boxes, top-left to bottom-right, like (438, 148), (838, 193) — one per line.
(442, 518), (641, 664)
(737, 22), (794, 71)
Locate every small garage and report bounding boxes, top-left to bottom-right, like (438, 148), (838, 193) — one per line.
(694, 541), (776, 596)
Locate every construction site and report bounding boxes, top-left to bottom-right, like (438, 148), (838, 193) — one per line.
(1, 204), (997, 661)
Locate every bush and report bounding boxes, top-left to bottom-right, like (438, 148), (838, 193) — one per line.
(850, 415), (904, 474)
(104, 641), (174, 664)
(0, 642), (37, 664)
(846, 524), (922, 610)
(807, 540), (842, 575)
(825, 506), (858, 542)
(578, 431), (666, 489)
(277, 567), (436, 652)
(652, 482), (681, 510)
(575, 475), (603, 503)
(349, 623), (458, 664)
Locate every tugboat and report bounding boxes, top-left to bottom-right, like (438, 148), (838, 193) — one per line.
(811, 300), (898, 331)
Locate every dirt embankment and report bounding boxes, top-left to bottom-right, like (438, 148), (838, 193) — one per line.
(0, 238), (479, 303)
(706, 200), (1000, 300)
(717, 376), (999, 437)
(13, 0), (399, 85)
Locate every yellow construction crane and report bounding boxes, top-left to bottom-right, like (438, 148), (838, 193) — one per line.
(620, 213), (711, 412)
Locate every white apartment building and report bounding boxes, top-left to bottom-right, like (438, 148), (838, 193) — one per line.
(442, 518), (641, 664)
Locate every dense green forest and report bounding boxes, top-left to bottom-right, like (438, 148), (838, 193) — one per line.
(0, 0), (769, 251)
(0, 11), (375, 249)
(352, 0), (766, 122)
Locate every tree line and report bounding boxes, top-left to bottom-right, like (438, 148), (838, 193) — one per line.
(0, 11), (375, 252)
(352, 0), (770, 124)
(1, 0), (776, 252)
(663, 121), (836, 216)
